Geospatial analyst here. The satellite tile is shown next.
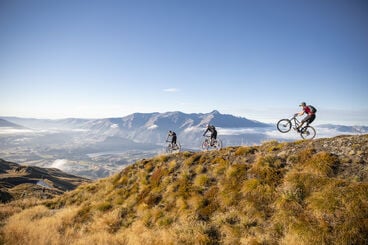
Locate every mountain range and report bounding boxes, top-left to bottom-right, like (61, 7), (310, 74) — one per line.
(0, 110), (366, 179)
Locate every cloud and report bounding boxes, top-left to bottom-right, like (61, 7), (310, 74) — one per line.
(163, 88), (180, 93)
(147, 124), (158, 130)
(110, 124), (119, 129)
(0, 128), (35, 134)
(50, 159), (68, 170)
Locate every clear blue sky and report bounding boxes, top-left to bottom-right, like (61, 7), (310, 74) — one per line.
(1, 0), (367, 125)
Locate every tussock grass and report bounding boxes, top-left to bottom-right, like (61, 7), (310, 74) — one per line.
(303, 151), (338, 177)
(234, 146), (257, 156)
(1, 134), (367, 244)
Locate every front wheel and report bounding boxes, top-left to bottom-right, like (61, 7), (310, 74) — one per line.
(300, 126), (316, 140)
(201, 139), (210, 151)
(212, 139), (222, 150)
(277, 119), (292, 133)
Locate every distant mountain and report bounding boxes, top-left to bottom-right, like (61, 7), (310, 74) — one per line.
(79, 110), (271, 145)
(0, 117), (90, 130)
(317, 124), (368, 134)
(0, 119), (24, 128)
(2, 112), (367, 180)
(2, 111), (271, 146)
(0, 159), (90, 202)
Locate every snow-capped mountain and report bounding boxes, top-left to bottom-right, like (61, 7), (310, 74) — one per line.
(1, 111), (366, 179)
(76, 110), (270, 145)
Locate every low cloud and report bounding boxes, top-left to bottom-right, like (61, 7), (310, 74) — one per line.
(147, 124), (158, 130)
(50, 159), (68, 170)
(0, 128), (35, 134)
(110, 124), (119, 129)
(218, 127), (271, 135)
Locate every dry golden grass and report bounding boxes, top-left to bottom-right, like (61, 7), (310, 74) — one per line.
(1, 134), (367, 244)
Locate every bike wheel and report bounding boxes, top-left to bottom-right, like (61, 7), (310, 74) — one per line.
(300, 126), (316, 140)
(166, 144), (173, 153)
(201, 139), (210, 151)
(173, 142), (181, 153)
(277, 119), (292, 133)
(213, 139), (222, 150)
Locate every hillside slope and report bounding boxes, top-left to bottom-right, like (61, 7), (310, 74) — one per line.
(0, 159), (90, 202)
(1, 134), (368, 244)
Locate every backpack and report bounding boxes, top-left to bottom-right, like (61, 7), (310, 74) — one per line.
(308, 105), (317, 113)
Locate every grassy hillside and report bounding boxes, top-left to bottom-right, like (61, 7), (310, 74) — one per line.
(0, 159), (90, 203)
(1, 134), (367, 244)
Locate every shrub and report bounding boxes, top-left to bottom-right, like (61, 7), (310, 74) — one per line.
(193, 174), (210, 188)
(96, 201), (112, 212)
(249, 155), (282, 185)
(303, 151), (338, 177)
(150, 168), (168, 187)
(234, 146), (257, 156)
(183, 153), (201, 166)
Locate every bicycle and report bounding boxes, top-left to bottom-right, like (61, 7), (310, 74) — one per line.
(277, 115), (316, 139)
(201, 136), (222, 151)
(165, 141), (181, 153)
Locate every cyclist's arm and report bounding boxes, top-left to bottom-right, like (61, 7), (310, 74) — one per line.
(203, 128), (208, 136)
(296, 110), (305, 116)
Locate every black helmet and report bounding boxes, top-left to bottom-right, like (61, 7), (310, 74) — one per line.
(299, 102), (306, 107)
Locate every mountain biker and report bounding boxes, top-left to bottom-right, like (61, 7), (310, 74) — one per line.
(203, 124), (217, 146)
(296, 102), (316, 131)
(166, 130), (177, 148)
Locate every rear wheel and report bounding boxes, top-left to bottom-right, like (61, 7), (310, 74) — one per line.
(172, 142), (181, 153)
(300, 126), (316, 140)
(213, 139), (222, 150)
(277, 119), (292, 133)
(166, 143), (173, 153)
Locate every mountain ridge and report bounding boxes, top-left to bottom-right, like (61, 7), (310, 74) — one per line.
(0, 159), (90, 203)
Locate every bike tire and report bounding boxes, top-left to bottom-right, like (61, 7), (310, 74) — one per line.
(277, 119), (292, 133)
(201, 139), (210, 151)
(213, 139), (222, 150)
(166, 144), (173, 153)
(300, 126), (316, 140)
(173, 143), (181, 153)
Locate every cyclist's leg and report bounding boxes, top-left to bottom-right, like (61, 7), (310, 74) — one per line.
(298, 115), (311, 130)
(210, 133), (215, 145)
(308, 114), (316, 125)
(172, 135), (177, 147)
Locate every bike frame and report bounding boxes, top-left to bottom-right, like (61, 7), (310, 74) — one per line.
(290, 116), (301, 129)
(165, 140), (180, 153)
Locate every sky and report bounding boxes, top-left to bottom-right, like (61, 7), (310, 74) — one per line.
(1, 0), (367, 125)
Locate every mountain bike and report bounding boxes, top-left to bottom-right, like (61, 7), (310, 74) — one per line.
(201, 136), (222, 151)
(277, 115), (316, 139)
(165, 141), (181, 153)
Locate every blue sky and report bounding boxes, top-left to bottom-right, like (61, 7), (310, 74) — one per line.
(1, 0), (367, 125)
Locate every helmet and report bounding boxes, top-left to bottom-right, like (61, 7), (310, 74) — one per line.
(168, 130), (172, 133)
(299, 102), (306, 107)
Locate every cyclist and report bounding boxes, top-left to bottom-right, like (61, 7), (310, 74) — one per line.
(296, 102), (316, 131)
(166, 130), (177, 148)
(203, 124), (217, 146)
